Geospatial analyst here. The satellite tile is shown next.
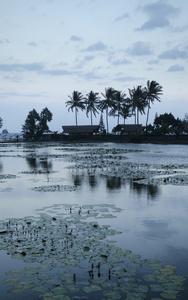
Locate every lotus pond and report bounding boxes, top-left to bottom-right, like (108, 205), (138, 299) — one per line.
(0, 141), (188, 299)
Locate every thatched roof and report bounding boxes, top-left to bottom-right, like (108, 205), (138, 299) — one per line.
(114, 124), (143, 133)
(62, 125), (99, 134)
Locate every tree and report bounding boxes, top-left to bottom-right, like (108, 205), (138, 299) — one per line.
(66, 91), (85, 126)
(22, 109), (40, 139)
(98, 113), (105, 134)
(0, 117), (2, 129)
(145, 80), (163, 127)
(119, 98), (132, 124)
(109, 90), (126, 125)
(22, 107), (52, 139)
(128, 86), (146, 124)
(85, 91), (100, 125)
(154, 112), (182, 135)
(99, 87), (116, 133)
(37, 107), (53, 136)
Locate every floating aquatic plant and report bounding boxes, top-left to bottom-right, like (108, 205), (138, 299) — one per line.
(0, 204), (186, 299)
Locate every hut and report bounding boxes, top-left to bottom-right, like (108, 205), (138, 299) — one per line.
(113, 124), (143, 135)
(62, 125), (99, 135)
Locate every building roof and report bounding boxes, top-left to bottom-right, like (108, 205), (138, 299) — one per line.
(114, 124), (143, 132)
(62, 125), (99, 134)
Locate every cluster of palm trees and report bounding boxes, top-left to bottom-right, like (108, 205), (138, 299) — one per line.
(65, 80), (163, 133)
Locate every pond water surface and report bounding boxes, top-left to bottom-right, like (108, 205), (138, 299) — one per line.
(0, 142), (188, 299)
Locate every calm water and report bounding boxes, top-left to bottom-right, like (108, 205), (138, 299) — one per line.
(0, 142), (188, 299)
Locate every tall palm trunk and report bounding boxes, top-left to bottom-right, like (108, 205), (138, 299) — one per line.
(137, 108), (139, 124)
(75, 109), (78, 126)
(106, 107), (109, 133)
(117, 111), (120, 125)
(146, 100), (150, 127)
(90, 111), (93, 125)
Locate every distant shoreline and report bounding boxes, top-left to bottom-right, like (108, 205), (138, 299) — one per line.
(1, 134), (188, 145)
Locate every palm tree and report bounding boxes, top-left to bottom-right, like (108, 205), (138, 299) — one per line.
(98, 87), (116, 133)
(85, 91), (100, 125)
(128, 86), (147, 124)
(145, 80), (163, 127)
(109, 90), (126, 125)
(66, 91), (85, 126)
(119, 98), (132, 124)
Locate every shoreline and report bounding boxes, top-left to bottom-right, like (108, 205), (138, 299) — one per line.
(1, 133), (188, 144)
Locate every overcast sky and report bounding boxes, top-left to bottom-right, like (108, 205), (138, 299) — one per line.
(0, 0), (188, 133)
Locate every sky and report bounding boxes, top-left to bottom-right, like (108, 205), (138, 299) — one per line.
(0, 0), (188, 133)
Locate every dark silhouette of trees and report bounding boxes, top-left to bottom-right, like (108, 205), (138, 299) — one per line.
(145, 80), (163, 127)
(98, 113), (105, 133)
(22, 109), (40, 139)
(99, 87), (117, 133)
(128, 86), (147, 124)
(0, 117), (3, 129)
(145, 112), (183, 135)
(119, 98), (132, 124)
(85, 91), (100, 125)
(66, 91), (85, 126)
(109, 90), (126, 125)
(38, 107), (53, 136)
(65, 81), (163, 132)
(22, 107), (52, 139)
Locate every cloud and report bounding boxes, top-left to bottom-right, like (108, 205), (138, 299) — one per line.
(136, 0), (180, 31)
(171, 25), (188, 33)
(0, 63), (44, 72)
(127, 41), (152, 56)
(110, 58), (131, 65)
(158, 48), (188, 60)
(0, 39), (10, 44)
(0, 91), (46, 98)
(114, 75), (144, 82)
(148, 59), (159, 65)
(82, 41), (107, 52)
(167, 64), (185, 72)
(39, 69), (72, 76)
(70, 35), (83, 42)
(137, 17), (170, 31)
(80, 71), (103, 80)
(83, 55), (95, 62)
(0, 62), (73, 77)
(115, 13), (129, 22)
(28, 42), (37, 47)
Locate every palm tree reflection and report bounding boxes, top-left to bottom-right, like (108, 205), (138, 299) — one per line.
(26, 156), (53, 172)
(88, 170), (97, 188)
(106, 176), (121, 190)
(0, 160), (3, 173)
(131, 180), (160, 199)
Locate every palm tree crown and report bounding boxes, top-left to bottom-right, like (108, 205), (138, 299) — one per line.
(99, 87), (117, 133)
(145, 80), (163, 127)
(66, 91), (85, 126)
(109, 90), (127, 125)
(85, 91), (100, 125)
(119, 98), (132, 124)
(128, 86), (147, 124)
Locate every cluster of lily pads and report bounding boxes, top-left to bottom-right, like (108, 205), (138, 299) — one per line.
(60, 146), (188, 186)
(0, 204), (186, 299)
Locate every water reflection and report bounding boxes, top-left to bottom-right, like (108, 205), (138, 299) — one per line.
(0, 160), (3, 173)
(106, 176), (121, 190)
(70, 168), (160, 200)
(130, 180), (160, 200)
(72, 170), (85, 187)
(88, 169), (98, 188)
(26, 156), (53, 172)
(141, 220), (175, 240)
(71, 169), (160, 201)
